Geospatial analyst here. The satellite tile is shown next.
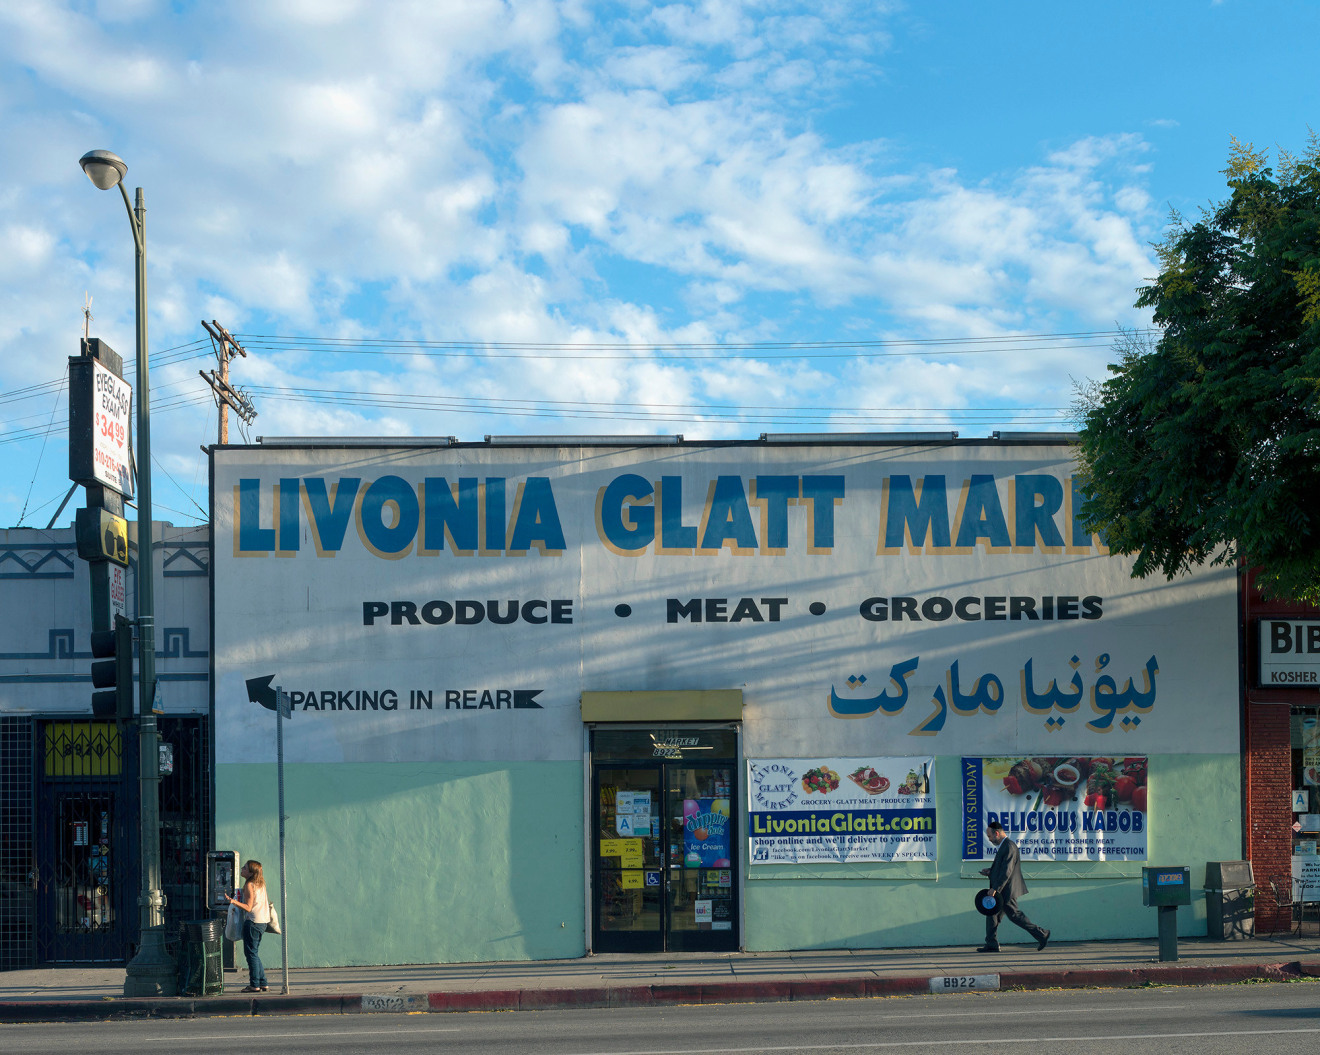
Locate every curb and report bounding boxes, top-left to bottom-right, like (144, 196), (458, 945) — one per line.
(3, 961), (1319, 1023)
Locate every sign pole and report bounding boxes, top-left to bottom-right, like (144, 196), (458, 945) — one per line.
(276, 686), (290, 995)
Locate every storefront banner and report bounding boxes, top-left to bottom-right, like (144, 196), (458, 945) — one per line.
(962, 756), (1148, 861)
(748, 757), (936, 864)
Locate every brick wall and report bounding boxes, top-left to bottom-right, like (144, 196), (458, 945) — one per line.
(1246, 702), (1294, 931)
(1243, 568), (1316, 932)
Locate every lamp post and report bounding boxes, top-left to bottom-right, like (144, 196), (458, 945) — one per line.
(79, 149), (173, 996)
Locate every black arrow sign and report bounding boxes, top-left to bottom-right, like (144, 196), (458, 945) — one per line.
(513, 689), (543, 709)
(246, 675), (276, 711)
(245, 675), (291, 718)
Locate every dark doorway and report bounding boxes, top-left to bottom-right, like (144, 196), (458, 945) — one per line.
(591, 726), (738, 953)
(34, 722), (133, 962)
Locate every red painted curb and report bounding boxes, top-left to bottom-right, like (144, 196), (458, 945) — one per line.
(517, 986), (611, 1010)
(427, 988), (521, 1012)
(5, 961), (1320, 1023)
(865, 976), (931, 997)
(607, 984), (656, 1007)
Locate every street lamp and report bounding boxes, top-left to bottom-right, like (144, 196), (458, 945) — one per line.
(79, 149), (172, 997)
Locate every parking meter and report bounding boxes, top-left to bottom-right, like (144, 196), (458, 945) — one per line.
(1142, 866), (1191, 961)
(206, 850), (240, 912)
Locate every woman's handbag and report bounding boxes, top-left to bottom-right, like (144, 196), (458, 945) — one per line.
(266, 905), (281, 935)
(224, 901), (242, 941)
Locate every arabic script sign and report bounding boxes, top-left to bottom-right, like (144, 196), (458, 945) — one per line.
(829, 653), (1158, 736)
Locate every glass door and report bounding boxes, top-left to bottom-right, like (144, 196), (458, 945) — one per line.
(590, 726), (739, 952)
(665, 764), (737, 951)
(593, 767), (664, 952)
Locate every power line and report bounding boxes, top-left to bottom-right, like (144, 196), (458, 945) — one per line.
(247, 385), (1072, 429)
(245, 382), (1069, 418)
(16, 366), (68, 526)
(234, 328), (1151, 362)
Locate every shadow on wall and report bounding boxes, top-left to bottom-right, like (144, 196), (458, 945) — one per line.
(215, 758), (585, 967)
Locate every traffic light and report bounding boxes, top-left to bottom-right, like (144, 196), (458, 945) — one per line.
(91, 615), (134, 720)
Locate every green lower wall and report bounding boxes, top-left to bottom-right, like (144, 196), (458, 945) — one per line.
(215, 760), (586, 967)
(217, 753), (1241, 965)
(743, 753), (1243, 950)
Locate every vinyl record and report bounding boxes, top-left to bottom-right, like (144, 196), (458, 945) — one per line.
(974, 888), (1000, 916)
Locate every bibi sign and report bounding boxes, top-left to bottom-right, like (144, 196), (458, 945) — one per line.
(1257, 619), (1320, 687)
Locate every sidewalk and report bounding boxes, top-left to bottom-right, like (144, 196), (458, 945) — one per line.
(2, 934), (1319, 1023)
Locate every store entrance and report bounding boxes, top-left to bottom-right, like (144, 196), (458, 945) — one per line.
(590, 726), (739, 953)
(34, 722), (134, 962)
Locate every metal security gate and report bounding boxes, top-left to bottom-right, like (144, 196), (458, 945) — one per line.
(0, 716), (211, 970)
(0, 718), (36, 970)
(35, 721), (133, 962)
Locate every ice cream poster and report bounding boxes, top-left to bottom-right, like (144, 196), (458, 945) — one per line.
(962, 756), (1149, 861)
(683, 798), (732, 867)
(747, 757), (937, 864)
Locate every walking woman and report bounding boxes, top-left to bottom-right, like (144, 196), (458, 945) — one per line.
(226, 859), (270, 992)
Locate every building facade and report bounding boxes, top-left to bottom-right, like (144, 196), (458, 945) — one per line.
(0, 524), (210, 969)
(211, 437), (1243, 967)
(1241, 571), (1320, 930)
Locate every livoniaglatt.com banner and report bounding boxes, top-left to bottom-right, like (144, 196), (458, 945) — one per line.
(961, 755), (1149, 861)
(748, 757), (936, 864)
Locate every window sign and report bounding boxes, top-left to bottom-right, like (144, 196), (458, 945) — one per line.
(683, 797), (732, 866)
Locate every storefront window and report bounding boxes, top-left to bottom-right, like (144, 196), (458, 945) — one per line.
(1291, 710), (1320, 859)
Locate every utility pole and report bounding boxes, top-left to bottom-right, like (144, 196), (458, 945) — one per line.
(199, 320), (257, 443)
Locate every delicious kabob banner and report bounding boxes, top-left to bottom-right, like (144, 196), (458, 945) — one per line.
(962, 756), (1149, 861)
(748, 757), (937, 864)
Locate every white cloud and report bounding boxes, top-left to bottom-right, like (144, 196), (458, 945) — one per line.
(0, 1), (1171, 526)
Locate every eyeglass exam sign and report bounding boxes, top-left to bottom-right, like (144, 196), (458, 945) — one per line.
(69, 356), (133, 498)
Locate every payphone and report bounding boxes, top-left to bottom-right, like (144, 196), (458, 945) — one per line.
(206, 850), (239, 912)
(207, 850), (239, 970)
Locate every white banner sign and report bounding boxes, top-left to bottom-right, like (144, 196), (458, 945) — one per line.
(748, 757), (936, 864)
(88, 358), (133, 495)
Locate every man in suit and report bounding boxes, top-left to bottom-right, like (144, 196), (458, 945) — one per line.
(978, 820), (1050, 952)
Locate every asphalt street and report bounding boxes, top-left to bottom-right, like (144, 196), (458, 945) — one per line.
(4, 980), (1320, 1054)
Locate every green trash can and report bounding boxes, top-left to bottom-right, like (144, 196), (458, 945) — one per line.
(178, 918), (224, 995)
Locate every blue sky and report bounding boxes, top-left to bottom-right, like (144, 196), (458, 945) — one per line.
(1, 0), (1316, 529)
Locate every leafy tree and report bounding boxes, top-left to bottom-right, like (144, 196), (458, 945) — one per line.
(1075, 133), (1320, 601)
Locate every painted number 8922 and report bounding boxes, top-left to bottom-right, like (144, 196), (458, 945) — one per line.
(930, 974), (999, 993)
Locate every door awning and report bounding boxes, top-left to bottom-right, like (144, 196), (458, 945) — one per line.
(581, 690), (743, 722)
